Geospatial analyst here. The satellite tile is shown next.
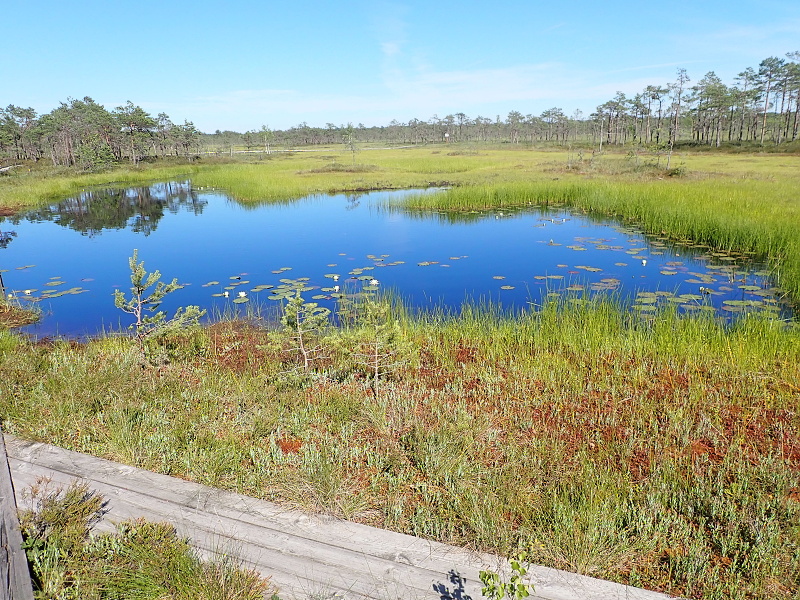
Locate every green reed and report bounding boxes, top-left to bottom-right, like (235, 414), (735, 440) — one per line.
(1, 295), (798, 599)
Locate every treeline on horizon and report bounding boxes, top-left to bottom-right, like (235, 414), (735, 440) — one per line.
(0, 99), (202, 169)
(2, 52), (798, 170)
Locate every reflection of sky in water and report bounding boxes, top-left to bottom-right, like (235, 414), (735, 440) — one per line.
(0, 183), (792, 338)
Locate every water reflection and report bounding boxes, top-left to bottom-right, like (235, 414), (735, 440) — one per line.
(12, 181), (206, 237)
(0, 183), (794, 338)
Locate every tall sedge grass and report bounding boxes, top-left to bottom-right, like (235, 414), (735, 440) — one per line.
(395, 178), (800, 300)
(2, 147), (800, 598)
(2, 296), (799, 599)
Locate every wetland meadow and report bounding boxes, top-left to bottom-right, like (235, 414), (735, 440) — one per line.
(1, 146), (799, 599)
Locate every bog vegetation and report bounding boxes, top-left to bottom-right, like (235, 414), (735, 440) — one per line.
(1, 87), (799, 600)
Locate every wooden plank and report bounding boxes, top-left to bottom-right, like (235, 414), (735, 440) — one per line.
(0, 432), (34, 600)
(6, 436), (678, 600)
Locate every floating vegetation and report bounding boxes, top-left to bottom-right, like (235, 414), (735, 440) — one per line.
(500, 285), (515, 290)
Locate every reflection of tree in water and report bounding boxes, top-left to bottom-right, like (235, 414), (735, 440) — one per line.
(0, 230), (14, 294)
(0, 230), (16, 249)
(19, 181), (207, 236)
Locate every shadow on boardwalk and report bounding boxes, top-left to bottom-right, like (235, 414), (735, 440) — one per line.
(5, 435), (676, 600)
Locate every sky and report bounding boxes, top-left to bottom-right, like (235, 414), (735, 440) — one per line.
(3, 0), (799, 133)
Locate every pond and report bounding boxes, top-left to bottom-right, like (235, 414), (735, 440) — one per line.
(0, 182), (792, 338)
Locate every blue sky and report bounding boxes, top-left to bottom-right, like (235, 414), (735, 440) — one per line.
(3, 0), (798, 133)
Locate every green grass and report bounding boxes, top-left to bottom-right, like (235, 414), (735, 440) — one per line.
(2, 296), (799, 600)
(2, 146), (800, 599)
(19, 479), (272, 599)
(0, 162), (203, 212)
(394, 177), (800, 302)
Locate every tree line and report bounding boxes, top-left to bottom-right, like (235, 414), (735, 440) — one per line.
(3, 52), (798, 169)
(0, 98), (201, 169)
(212, 51), (799, 151)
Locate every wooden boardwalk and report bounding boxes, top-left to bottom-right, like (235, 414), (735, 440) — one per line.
(5, 436), (675, 600)
(0, 433), (34, 600)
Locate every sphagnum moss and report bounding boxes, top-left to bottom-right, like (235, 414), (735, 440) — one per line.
(1, 299), (799, 600)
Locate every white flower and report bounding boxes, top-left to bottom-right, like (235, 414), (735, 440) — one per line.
(238, 291), (247, 298)
(6, 294), (11, 299)
(641, 259), (647, 266)
(333, 285), (340, 292)
(333, 275), (339, 281)
(223, 291), (229, 298)
(24, 289), (31, 295)
(369, 279), (379, 286)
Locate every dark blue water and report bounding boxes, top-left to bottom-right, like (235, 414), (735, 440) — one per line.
(0, 182), (790, 338)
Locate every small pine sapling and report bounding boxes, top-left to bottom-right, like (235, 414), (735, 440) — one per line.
(114, 249), (205, 359)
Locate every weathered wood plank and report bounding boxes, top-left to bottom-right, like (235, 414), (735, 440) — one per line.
(0, 432), (34, 600)
(6, 436), (678, 600)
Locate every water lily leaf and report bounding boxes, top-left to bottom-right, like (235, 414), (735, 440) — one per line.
(566, 285), (584, 291)
(500, 285), (515, 290)
(493, 276), (505, 280)
(614, 262), (628, 267)
(660, 270), (677, 276)
(44, 281), (65, 287)
(211, 293), (226, 297)
(738, 285), (761, 291)
(546, 275), (564, 280)
(233, 297), (249, 304)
